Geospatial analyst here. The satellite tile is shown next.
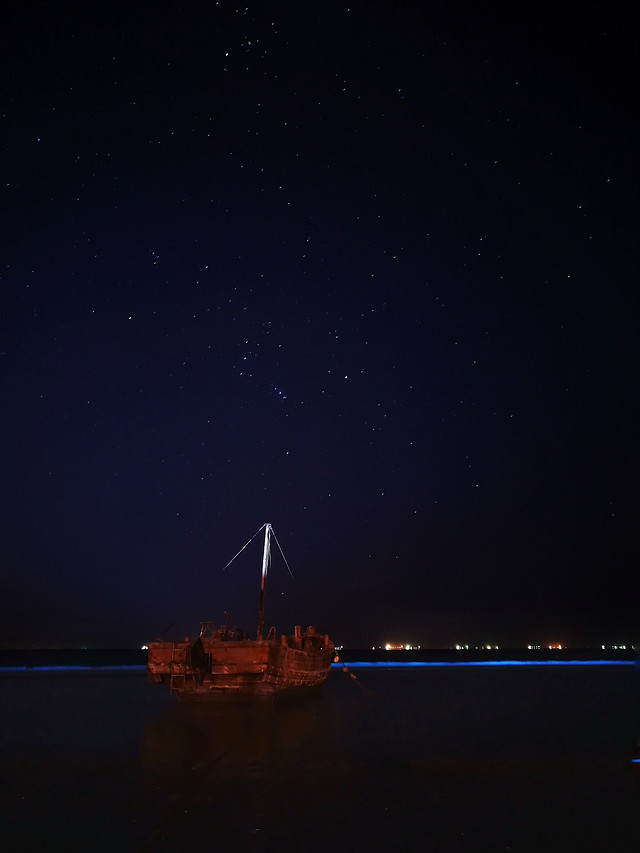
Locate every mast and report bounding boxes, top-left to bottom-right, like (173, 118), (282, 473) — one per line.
(256, 523), (271, 641)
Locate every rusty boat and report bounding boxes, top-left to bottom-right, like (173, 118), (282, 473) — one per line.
(147, 523), (335, 701)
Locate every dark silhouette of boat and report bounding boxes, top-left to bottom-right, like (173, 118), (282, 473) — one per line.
(147, 523), (335, 700)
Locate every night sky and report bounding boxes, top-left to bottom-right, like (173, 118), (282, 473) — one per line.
(2, 2), (638, 649)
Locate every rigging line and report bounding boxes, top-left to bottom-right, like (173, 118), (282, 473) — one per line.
(270, 528), (295, 580)
(220, 523), (266, 572)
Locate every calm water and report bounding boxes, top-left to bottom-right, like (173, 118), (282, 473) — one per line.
(1, 664), (639, 851)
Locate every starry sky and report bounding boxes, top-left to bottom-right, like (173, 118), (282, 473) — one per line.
(2, 2), (638, 649)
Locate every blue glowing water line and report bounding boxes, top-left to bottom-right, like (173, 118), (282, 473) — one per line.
(1, 660), (635, 673)
(331, 659), (635, 668)
(0, 665), (148, 673)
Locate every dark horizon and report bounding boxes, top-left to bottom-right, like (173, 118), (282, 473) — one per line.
(0, 645), (636, 658)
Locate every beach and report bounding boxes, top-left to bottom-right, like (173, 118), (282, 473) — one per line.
(1, 662), (639, 851)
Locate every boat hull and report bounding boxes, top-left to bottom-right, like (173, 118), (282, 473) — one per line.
(147, 628), (334, 702)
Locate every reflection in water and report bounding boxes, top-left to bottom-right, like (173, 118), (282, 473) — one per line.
(139, 683), (364, 849)
(2, 669), (637, 850)
(141, 691), (343, 778)
(136, 667), (640, 851)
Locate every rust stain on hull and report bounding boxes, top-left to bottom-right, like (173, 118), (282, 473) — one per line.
(148, 625), (335, 702)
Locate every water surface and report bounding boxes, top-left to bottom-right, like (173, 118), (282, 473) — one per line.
(1, 664), (639, 850)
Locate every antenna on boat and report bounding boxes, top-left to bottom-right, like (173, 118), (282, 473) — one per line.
(257, 522), (272, 641)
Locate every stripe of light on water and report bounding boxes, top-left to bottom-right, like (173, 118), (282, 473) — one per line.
(331, 659), (636, 668)
(0, 665), (148, 673)
(2, 661), (633, 673)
